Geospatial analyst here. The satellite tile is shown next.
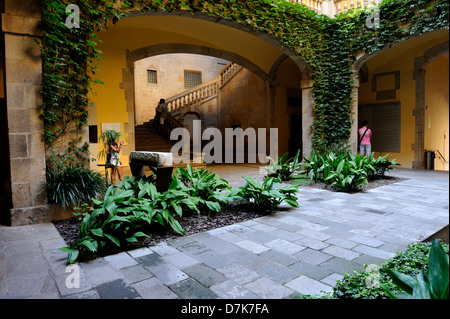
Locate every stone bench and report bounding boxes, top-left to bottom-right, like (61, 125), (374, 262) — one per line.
(129, 151), (174, 192)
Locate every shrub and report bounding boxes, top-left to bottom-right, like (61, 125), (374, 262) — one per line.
(384, 239), (449, 299)
(265, 150), (301, 181)
(173, 164), (233, 213)
(232, 175), (300, 214)
(61, 176), (202, 263)
(45, 154), (106, 207)
(329, 241), (449, 299)
(301, 150), (400, 191)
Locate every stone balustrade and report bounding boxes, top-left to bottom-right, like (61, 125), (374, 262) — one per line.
(166, 79), (219, 114)
(288, 0), (380, 16)
(219, 62), (243, 88)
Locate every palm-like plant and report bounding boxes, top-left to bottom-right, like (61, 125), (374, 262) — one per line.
(98, 130), (126, 163)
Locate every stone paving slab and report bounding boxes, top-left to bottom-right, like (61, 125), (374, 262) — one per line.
(0, 167), (448, 300)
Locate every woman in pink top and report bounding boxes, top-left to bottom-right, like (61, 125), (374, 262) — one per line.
(358, 120), (372, 156)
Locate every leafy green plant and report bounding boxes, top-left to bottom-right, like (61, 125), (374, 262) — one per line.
(366, 152), (401, 178)
(61, 176), (203, 263)
(383, 239), (449, 299)
(327, 241), (449, 299)
(172, 164), (233, 214)
(300, 150), (325, 183)
(44, 158), (106, 208)
(323, 152), (369, 191)
(266, 150), (302, 181)
(232, 175), (299, 214)
(98, 130), (127, 163)
(301, 150), (400, 191)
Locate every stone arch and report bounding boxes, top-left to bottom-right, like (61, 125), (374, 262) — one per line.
(352, 30), (449, 166)
(113, 12), (314, 159)
(121, 9), (313, 81)
(412, 40), (449, 168)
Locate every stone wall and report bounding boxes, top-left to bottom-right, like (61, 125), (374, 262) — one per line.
(134, 54), (228, 125)
(2, 0), (49, 225)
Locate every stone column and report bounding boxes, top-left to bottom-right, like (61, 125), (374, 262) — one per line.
(412, 56), (426, 169)
(3, 0), (48, 225)
(301, 79), (314, 159)
(350, 77), (359, 154)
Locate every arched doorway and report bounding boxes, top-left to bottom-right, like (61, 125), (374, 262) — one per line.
(354, 29), (449, 170)
(89, 11), (313, 167)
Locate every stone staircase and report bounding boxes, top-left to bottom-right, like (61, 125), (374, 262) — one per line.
(134, 62), (244, 171)
(134, 121), (206, 170)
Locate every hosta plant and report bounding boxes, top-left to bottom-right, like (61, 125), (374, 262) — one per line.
(173, 164), (233, 214)
(61, 177), (201, 263)
(266, 150), (302, 181)
(232, 175), (299, 214)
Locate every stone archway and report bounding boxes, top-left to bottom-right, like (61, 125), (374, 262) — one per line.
(112, 12), (314, 160)
(412, 40), (449, 168)
(353, 31), (449, 166)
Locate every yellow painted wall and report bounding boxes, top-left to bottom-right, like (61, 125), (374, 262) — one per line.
(425, 53), (449, 171)
(358, 30), (449, 169)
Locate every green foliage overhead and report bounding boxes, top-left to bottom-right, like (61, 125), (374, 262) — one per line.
(39, 0), (449, 155)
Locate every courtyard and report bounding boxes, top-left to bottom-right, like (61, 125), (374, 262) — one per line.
(1, 165), (448, 300)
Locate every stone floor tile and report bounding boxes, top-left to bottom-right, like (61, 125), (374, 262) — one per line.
(216, 263), (261, 285)
(193, 249), (234, 269)
(95, 279), (139, 299)
(321, 245), (360, 260)
(319, 257), (365, 275)
(235, 239), (270, 254)
(259, 250), (299, 266)
(352, 244), (396, 259)
(347, 234), (385, 247)
(210, 280), (261, 299)
(182, 263), (227, 287)
(255, 262), (298, 284)
(320, 273), (344, 287)
(244, 277), (294, 299)
(264, 238), (306, 255)
(169, 278), (218, 299)
(132, 277), (178, 299)
(104, 251), (139, 270)
(145, 263), (189, 285)
(289, 261), (333, 280)
(162, 251), (200, 269)
(119, 264), (153, 284)
(294, 248), (333, 265)
(285, 276), (333, 296)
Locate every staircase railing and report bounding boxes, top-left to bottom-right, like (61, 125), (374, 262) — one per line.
(166, 78), (219, 114)
(219, 62), (243, 88)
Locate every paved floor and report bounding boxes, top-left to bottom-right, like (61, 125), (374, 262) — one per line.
(0, 165), (448, 299)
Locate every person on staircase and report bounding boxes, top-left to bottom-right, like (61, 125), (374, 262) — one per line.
(157, 98), (168, 136)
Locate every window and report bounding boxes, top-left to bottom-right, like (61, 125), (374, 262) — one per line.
(88, 125), (98, 143)
(184, 70), (202, 89)
(147, 70), (157, 84)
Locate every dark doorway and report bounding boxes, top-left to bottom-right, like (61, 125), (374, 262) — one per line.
(287, 87), (302, 159)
